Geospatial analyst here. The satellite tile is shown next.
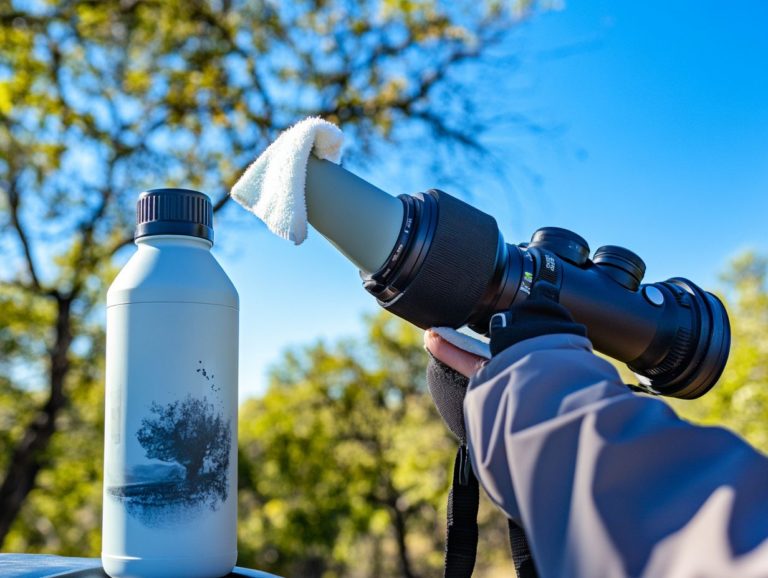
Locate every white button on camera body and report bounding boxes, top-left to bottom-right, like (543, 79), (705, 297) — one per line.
(643, 285), (665, 307)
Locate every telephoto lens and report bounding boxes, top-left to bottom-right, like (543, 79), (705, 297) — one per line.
(361, 189), (730, 400)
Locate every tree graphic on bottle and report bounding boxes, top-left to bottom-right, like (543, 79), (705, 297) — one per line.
(108, 381), (231, 526)
(137, 395), (230, 488)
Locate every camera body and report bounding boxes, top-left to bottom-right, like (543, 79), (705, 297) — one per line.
(300, 159), (730, 400)
(362, 190), (730, 399)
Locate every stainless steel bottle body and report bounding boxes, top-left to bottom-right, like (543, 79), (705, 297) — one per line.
(102, 235), (239, 578)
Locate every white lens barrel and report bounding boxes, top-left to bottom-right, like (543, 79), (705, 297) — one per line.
(305, 156), (404, 274)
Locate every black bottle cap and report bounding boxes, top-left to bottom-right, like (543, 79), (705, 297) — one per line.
(135, 188), (214, 243)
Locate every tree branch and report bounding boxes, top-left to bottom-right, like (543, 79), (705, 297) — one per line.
(386, 487), (421, 578)
(212, 192), (232, 213)
(5, 178), (43, 292)
(0, 295), (73, 547)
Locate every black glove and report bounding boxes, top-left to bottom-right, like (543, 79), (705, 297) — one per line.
(426, 355), (469, 444)
(426, 282), (587, 439)
(489, 282), (587, 356)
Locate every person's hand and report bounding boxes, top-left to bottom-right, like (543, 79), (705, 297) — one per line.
(424, 329), (487, 379)
(424, 283), (587, 442)
(485, 282), (586, 356)
(425, 282), (587, 379)
(424, 329), (489, 442)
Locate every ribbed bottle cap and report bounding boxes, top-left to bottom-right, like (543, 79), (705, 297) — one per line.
(135, 188), (214, 243)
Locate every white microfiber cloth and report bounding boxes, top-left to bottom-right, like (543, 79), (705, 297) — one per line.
(231, 117), (344, 244)
(432, 327), (491, 359)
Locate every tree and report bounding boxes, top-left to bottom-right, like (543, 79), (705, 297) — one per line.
(673, 252), (768, 453)
(136, 395), (231, 483)
(0, 0), (537, 548)
(237, 312), (514, 578)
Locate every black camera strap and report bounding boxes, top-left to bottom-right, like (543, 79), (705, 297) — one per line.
(444, 445), (479, 578)
(507, 519), (538, 578)
(443, 445), (539, 578)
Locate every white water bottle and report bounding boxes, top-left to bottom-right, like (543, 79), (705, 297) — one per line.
(102, 189), (238, 578)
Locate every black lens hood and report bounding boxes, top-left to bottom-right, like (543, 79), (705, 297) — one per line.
(362, 190), (501, 329)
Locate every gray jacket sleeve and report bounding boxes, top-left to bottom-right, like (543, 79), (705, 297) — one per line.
(464, 333), (768, 578)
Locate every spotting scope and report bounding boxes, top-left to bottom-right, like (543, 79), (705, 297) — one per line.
(304, 157), (730, 399)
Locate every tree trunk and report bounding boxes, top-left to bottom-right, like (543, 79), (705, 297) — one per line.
(185, 454), (205, 480)
(0, 297), (72, 547)
(371, 534), (383, 578)
(390, 499), (419, 578)
(293, 555), (326, 578)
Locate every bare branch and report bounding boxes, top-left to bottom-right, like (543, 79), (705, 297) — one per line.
(4, 178), (43, 292)
(0, 294), (72, 545)
(212, 192), (232, 213)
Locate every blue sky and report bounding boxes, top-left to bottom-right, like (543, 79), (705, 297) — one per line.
(214, 1), (768, 402)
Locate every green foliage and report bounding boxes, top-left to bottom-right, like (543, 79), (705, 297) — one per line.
(672, 252), (768, 452)
(237, 312), (513, 577)
(4, 1), (765, 572)
(3, 339), (105, 556)
(5, 388), (104, 556)
(4, 248), (768, 572)
(0, 0), (532, 554)
(237, 313), (447, 576)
